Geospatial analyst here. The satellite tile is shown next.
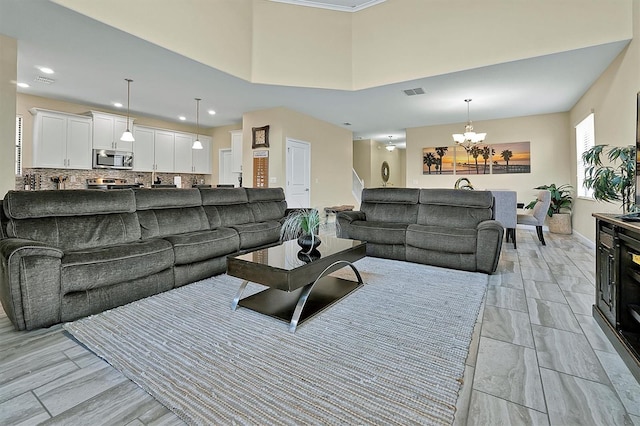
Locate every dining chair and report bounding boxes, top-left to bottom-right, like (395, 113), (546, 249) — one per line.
(491, 190), (517, 248)
(517, 190), (551, 246)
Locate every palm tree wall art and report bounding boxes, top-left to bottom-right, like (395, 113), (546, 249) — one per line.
(422, 141), (530, 175)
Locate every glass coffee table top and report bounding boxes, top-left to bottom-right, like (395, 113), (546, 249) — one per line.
(227, 236), (366, 332)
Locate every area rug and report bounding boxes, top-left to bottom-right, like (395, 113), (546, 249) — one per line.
(63, 257), (488, 425)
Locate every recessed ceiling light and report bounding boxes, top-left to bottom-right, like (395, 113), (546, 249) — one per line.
(179, 116), (186, 121)
(17, 82), (30, 88)
(113, 102), (123, 108)
(38, 67), (54, 74)
(208, 110), (216, 115)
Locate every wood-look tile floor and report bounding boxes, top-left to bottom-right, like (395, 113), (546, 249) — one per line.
(1, 226), (639, 425)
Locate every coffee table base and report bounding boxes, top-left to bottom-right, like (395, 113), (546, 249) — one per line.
(232, 260), (364, 332)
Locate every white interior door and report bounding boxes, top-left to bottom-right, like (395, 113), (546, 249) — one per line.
(219, 149), (236, 186)
(286, 138), (311, 208)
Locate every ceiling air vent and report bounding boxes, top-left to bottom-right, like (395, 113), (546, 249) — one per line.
(34, 76), (55, 84)
(403, 87), (425, 96)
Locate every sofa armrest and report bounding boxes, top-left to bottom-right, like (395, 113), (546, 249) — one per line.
(0, 238), (64, 330)
(476, 220), (504, 274)
(336, 211), (366, 238)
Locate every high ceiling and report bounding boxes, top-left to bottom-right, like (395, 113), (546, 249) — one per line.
(0, 0), (629, 148)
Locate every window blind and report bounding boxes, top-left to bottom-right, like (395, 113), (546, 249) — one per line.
(576, 113), (595, 198)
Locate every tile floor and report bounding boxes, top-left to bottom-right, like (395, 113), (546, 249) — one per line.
(1, 226), (639, 425)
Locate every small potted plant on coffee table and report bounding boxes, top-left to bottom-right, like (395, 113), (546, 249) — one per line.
(280, 209), (322, 259)
(526, 183), (573, 234)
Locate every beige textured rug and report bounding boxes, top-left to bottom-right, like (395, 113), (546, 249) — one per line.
(64, 257), (487, 425)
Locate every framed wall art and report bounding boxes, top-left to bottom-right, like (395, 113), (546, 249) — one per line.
(252, 125), (270, 148)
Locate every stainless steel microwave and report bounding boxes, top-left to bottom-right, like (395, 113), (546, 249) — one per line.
(92, 149), (134, 170)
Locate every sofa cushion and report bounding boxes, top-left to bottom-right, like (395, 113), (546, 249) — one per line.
(200, 188), (255, 228)
(4, 189), (136, 218)
(417, 190), (493, 228)
(245, 187), (285, 203)
(348, 221), (409, 245)
(360, 188), (420, 224)
(134, 188), (202, 210)
(137, 207), (209, 239)
(230, 221), (282, 249)
(246, 188), (287, 222)
(406, 224), (477, 254)
(163, 228), (240, 265)
(7, 213), (141, 251)
(61, 238), (174, 293)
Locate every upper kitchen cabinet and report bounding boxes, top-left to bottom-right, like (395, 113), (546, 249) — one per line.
(192, 136), (212, 174)
(132, 126), (175, 173)
(88, 111), (132, 152)
(174, 132), (195, 173)
(175, 132), (212, 174)
(230, 130), (243, 173)
(132, 126), (155, 172)
(30, 108), (92, 169)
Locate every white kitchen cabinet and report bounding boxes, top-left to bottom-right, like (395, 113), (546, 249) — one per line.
(174, 132), (194, 173)
(230, 130), (243, 173)
(132, 126), (155, 172)
(31, 108), (92, 169)
(132, 125), (209, 174)
(154, 130), (175, 172)
(192, 136), (211, 174)
(89, 111), (132, 152)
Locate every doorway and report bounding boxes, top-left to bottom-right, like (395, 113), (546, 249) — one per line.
(285, 138), (311, 208)
(219, 149), (236, 186)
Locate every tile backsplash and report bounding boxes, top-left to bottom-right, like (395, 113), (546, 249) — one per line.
(16, 169), (208, 191)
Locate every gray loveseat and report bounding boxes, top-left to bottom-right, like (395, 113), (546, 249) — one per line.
(0, 187), (288, 330)
(337, 188), (503, 274)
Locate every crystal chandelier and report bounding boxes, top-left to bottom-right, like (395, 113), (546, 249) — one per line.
(452, 99), (486, 147)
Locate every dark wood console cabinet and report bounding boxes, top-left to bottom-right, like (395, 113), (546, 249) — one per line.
(594, 214), (640, 381)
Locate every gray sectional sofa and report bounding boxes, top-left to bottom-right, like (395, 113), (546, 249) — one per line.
(337, 188), (504, 274)
(0, 187), (287, 331)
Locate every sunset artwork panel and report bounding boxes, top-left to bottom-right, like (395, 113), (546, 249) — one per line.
(491, 141), (531, 174)
(422, 146), (454, 175)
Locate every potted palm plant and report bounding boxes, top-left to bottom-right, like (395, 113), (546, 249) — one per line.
(280, 209), (321, 258)
(582, 145), (636, 213)
(526, 183), (573, 234)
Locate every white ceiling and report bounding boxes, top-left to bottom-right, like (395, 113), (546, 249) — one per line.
(0, 0), (629, 148)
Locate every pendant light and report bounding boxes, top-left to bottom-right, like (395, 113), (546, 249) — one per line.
(452, 99), (486, 147)
(120, 78), (135, 142)
(386, 135), (396, 152)
(192, 98), (203, 150)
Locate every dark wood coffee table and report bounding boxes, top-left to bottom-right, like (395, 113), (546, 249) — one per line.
(227, 236), (366, 332)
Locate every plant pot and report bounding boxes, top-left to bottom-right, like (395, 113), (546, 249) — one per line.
(548, 213), (572, 234)
(297, 233), (321, 253)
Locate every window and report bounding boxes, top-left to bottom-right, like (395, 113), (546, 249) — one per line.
(15, 115), (23, 176)
(576, 113), (595, 198)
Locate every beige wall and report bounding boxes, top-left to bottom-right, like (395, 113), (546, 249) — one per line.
(352, 0), (632, 89)
(352, 139), (406, 188)
(406, 112), (572, 206)
(52, 0), (632, 90)
(352, 139), (372, 186)
(52, 0), (254, 82)
(251, 0), (352, 89)
(242, 107), (353, 215)
(569, 0), (640, 242)
(370, 141), (404, 188)
(0, 35), (17, 198)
